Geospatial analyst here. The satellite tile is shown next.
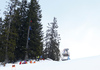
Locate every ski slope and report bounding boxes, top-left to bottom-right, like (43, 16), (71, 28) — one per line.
(0, 55), (100, 70)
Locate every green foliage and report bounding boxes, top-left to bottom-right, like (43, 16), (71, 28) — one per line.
(0, 0), (43, 62)
(27, 0), (43, 59)
(0, 34), (5, 62)
(14, 0), (28, 60)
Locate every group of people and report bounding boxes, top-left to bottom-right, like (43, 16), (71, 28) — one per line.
(36, 55), (43, 61)
(19, 60), (27, 64)
(19, 55), (43, 65)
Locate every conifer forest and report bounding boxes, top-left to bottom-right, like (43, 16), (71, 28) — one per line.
(0, 0), (61, 63)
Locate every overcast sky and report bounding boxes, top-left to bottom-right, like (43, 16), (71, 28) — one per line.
(1, 0), (100, 59)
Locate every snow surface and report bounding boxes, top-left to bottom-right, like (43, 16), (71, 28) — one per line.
(0, 55), (100, 70)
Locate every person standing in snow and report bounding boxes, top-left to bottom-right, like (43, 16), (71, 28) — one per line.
(40, 55), (42, 60)
(19, 61), (22, 65)
(37, 56), (40, 61)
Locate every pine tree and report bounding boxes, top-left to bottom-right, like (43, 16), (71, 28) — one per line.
(2, 0), (20, 63)
(44, 17), (61, 61)
(25, 0), (43, 60)
(14, 0), (28, 61)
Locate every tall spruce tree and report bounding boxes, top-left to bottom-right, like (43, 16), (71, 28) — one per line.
(25, 0), (43, 60)
(2, 0), (20, 62)
(44, 17), (61, 61)
(14, 0), (28, 60)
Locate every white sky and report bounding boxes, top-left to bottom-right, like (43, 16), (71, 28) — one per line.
(1, 0), (100, 59)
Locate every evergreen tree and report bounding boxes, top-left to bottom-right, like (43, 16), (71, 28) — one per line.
(25, 0), (43, 60)
(44, 17), (61, 61)
(2, 0), (20, 62)
(14, 0), (28, 61)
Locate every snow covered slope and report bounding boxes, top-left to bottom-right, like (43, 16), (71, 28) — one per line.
(0, 55), (100, 70)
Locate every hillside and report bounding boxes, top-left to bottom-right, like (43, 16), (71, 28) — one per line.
(0, 55), (100, 70)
